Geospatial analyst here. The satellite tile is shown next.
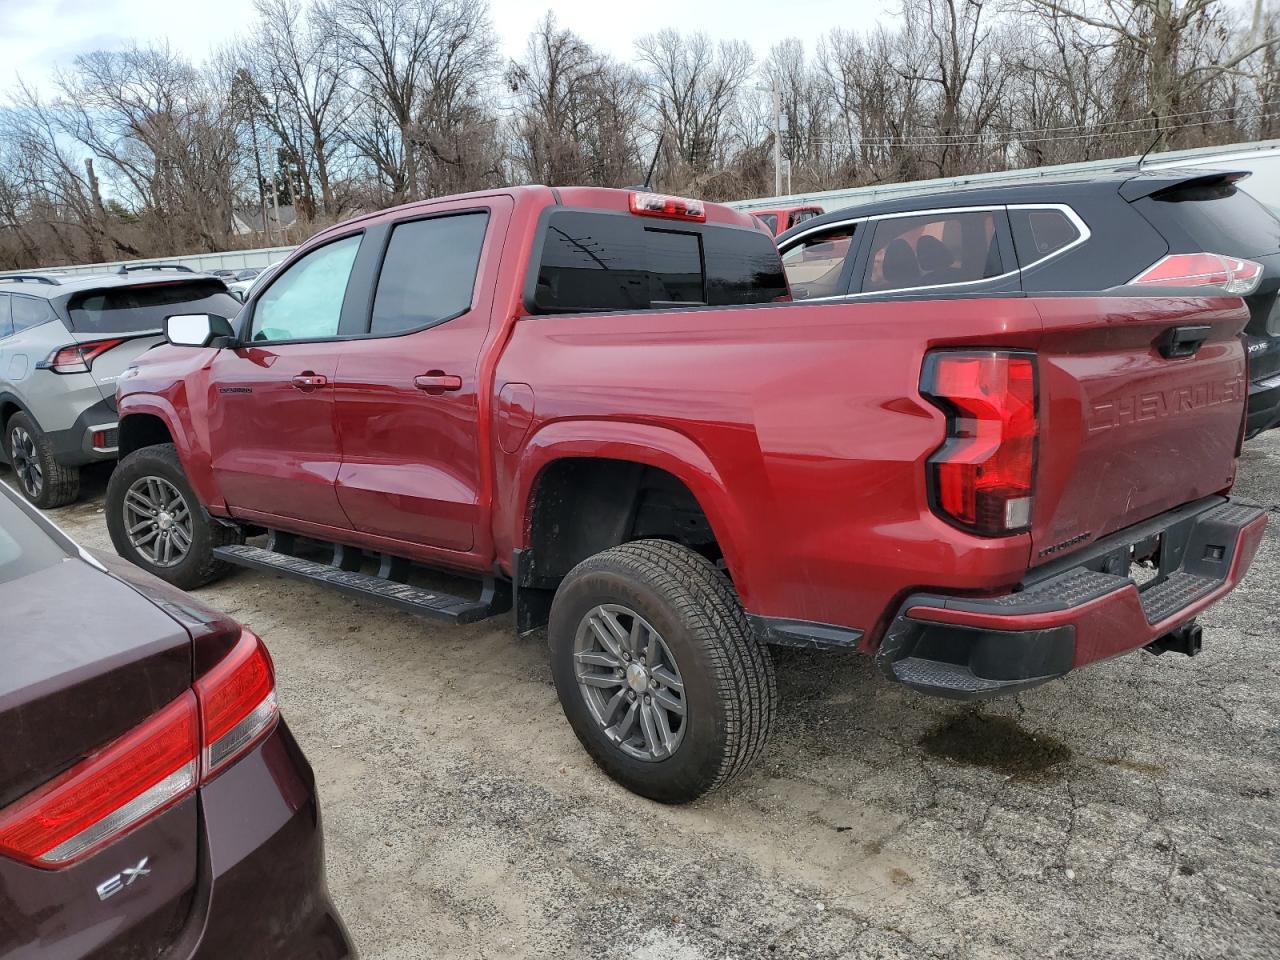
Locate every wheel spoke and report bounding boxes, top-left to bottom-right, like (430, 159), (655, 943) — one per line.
(127, 518), (154, 535)
(650, 700), (677, 755)
(588, 614), (626, 661)
(134, 528), (159, 547)
(639, 701), (664, 757)
(169, 525), (192, 550)
(651, 686), (685, 716)
(575, 650), (622, 670)
(126, 489), (154, 512)
(578, 672), (625, 689)
(651, 666), (683, 694)
(608, 699), (639, 741)
(628, 617), (647, 657)
(600, 687), (628, 725)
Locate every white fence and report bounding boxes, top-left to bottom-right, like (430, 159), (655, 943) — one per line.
(0, 245), (297, 279)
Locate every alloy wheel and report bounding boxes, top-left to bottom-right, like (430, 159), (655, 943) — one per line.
(9, 427), (42, 500)
(123, 476), (194, 567)
(574, 603), (687, 762)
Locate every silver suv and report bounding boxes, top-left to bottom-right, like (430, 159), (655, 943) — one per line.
(0, 268), (241, 507)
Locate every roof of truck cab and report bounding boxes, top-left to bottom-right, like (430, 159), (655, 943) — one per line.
(777, 166), (1250, 244)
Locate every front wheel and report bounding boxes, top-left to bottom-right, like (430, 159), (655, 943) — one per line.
(549, 539), (777, 803)
(106, 443), (240, 589)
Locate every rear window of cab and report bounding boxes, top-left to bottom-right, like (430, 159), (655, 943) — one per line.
(530, 210), (787, 313)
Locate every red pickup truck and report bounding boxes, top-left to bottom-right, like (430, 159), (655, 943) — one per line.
(106, 186), (1266, 803)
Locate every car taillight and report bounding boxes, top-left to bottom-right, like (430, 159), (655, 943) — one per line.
(37, 337), (128, 374)
(921, 351), (1038, 536)
(0, 630), (277, 868)
(1130, 253), (1264, 295)
(629, 191), (706, 222)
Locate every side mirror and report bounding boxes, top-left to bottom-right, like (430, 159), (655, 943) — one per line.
(165, 314), (235, 348)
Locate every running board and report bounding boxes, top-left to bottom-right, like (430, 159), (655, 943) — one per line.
(212, 543), (510, 624)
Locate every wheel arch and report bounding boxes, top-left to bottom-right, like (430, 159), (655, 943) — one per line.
(513, 421), (753, 607)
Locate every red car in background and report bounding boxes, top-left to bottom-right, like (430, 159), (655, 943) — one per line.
(750, 204), (823, 236)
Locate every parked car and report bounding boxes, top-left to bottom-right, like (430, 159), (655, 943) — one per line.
(0, 268), (241, 507)
(0, 480), (353, 957)
(107, 184), (1264, 803)
(750, 204), (823, 236)
(227, 265), (278, 301)
(777, 166), (1280, 437)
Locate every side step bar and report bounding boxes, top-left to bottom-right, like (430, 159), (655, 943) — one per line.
(213, 543), (511, 625)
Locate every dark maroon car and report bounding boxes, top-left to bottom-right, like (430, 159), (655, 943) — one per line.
(0, 481), (353, 958)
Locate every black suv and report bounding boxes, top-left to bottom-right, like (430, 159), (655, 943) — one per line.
(777, 167), (1280, 437)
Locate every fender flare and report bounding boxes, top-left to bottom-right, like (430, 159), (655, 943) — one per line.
(513, 419), (758, 607)
(117, 395), (225, 511)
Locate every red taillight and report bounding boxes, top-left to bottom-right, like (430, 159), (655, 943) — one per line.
(629, 191), (706, 222)
(1130, 253), (1264, 295)
(921, 351), (1038, 536)
(0, 630), (277, 868)
(195, 629), (278, 778)
(38, 337), (128, 374)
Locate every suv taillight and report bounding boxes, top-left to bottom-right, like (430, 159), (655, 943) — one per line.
(37, 337), (127, 374)
(1130, 253), (1264, 295)
(0, 630), (277, 867)
(921, 351), (1038, 536)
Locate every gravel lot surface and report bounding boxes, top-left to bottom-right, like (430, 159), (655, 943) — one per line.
(34, 433), (1280, 960)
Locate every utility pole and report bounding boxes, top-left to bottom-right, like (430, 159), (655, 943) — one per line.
(772, 85), (783, 197)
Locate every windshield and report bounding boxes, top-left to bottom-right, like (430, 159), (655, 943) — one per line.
(0, 487), (69, 584)
(68, 279), (241, 335)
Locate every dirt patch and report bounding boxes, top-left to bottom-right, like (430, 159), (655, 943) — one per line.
(919, 711), (1072, 779)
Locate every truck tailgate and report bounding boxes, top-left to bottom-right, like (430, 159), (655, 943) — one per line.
(1030, 294), (1249, 566)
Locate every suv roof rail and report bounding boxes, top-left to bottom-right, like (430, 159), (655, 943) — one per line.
(0, 273), (62, 286)
(116, 263), (195, 275)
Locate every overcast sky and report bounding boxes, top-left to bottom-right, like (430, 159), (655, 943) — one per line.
(0, 0), (896, 94)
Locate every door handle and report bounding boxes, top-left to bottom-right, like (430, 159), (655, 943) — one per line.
(1157, 325), (1211, 359)
(291, 372), (328, 390)
(414, 372), (463, 394)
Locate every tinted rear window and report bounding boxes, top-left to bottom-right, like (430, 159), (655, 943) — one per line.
(1143, 180), (1280, 259)
(68, 280), (242, 335)
(531, 211), (786, 313)
(0, 490), (68, 585)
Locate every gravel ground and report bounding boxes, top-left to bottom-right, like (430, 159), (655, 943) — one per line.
(37, 433), (1280, 960)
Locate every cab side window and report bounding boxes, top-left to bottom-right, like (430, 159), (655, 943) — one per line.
(370, 212), (489, 335)
(864, 211), (1003, 293)
(781, 226), (858, 300)
(10, 296), (55, 334)
(250, 234), (362, 343)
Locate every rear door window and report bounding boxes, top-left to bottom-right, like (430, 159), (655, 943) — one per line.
(10, 296), (56, 334)
(1009, 208), (1083, 266)
(0, 295), (11, 339)
(69, 280), (241, 335)
(863, 210), (1004, 293)
(781, 226), (859, 300)
(531, 211), (785, 313)
(370, 212), (489, 335)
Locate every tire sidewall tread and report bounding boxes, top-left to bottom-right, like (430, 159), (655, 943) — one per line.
(6, 412), (79, 509)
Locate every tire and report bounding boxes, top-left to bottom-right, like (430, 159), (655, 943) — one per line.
(6, 412), (79, 509)
(549, 539), (777, 804)
(106, 443), (241, 590)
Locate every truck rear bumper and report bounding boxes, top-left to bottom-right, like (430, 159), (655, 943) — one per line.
(876, 497), (1267, 699)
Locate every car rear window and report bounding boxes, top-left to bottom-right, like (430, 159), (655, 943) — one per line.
(530, 210), (787, 313)
(1142, 179), (1280, 259)
(755, 213), (779, 232)
(68, 280), (242, 335)
(0, 491), (68, 585)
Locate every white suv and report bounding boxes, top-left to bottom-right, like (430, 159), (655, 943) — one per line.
(0, 268), (241, 507)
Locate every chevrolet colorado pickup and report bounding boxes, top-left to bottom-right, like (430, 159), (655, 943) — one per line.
(106, 184), (1266, 803)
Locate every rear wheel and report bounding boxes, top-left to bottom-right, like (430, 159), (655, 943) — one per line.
(549, 539), (777, 803)
(6, 412), (79, 509)
(106, 443), (240, 589)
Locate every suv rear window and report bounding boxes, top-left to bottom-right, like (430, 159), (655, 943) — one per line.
(68, 280), (242, 335)
(531, 211), (786, 313)
(864, 210), (1003, 293)
(1142, 179), (1280, 259)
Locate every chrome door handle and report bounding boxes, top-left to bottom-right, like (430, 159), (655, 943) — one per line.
(414, 373), (462, 394)
(291, 372), (328, 390)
